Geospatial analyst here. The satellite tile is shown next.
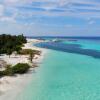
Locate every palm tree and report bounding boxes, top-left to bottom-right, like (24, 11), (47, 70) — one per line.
(29, 51), (35, 63)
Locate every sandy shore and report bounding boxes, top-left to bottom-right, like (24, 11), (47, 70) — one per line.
(0, 38), (47, 100)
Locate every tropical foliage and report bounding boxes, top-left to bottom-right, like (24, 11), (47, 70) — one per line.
(19, 49), (41, 62)
(0, 63), (31, 77)
(12, 63), (30, 74)
(0, 34), (27, 54)
(19, 49), (41, 55)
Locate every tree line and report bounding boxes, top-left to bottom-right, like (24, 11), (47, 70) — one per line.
(0, 34), (27, 55)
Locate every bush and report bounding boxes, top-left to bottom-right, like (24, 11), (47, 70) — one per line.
(0, 63), (31, 77)
(12, 63), (30, 74)
(0, 71), (5, 77)
(3, 67), (14, 76)
(19, 49), (41, 55)
(0, 65), (14, 77)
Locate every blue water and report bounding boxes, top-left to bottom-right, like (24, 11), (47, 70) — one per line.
(16, 38), (100, 100)
(35, 40), (100, 58)
(62, 39), (100, 51)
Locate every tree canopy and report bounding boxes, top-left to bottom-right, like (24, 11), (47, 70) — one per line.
(0, 34), (27, 54)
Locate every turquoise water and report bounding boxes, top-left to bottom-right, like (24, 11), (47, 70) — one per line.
(16, 40), (100, 100)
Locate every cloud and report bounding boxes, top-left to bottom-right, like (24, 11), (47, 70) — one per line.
(0, 0), (100, 21)
(0, 0), (99, 36)
(88, 20), (95, 25)
(0, 4), (4, 16)
(0, 16), (16, 22)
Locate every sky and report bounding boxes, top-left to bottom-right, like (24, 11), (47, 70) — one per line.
(0, 0), (100, 36)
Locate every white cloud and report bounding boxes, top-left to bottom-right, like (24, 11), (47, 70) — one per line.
(0, 16), (16, 22)
(0, 0), (99, 29)
(4, 0), (18, 4)
(0, 0), (100, 20)
(0, 4), (4, 16)
(88, 20), (95, 25)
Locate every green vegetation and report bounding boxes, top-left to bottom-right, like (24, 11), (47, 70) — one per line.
(12, 63), (30, 74)
(29, 51), (34, 62)
(0, 34), (41, 78)
(19, 49), (41, 63)
(19, 49), (41, 55)
(0, 71), (5, 77)
(0, 34), (27, 55)
(2, 65), (14, 76)
(0, 63), (31, 77)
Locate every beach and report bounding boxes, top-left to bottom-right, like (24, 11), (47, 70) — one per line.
(0, 38), (47, 100)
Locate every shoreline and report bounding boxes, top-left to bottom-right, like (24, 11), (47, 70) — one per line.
(0, 38), (47, 100)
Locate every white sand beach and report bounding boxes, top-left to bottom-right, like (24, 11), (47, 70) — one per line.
(0, 38), (47, 100)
